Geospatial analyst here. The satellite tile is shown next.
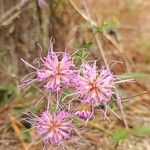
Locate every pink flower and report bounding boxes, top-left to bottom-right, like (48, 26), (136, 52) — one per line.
(21, 41), (75, 91)
(34, 110), (74, 145)
(37, 51), (75, 92)
(74, 104), (93, 120)
(75, 62), (115, 106)
(75, 110), (93, 120)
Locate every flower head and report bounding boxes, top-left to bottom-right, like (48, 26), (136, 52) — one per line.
(75, 104), (93, 120)
(37, 51), (75, 92)
(34, 110), (74, 145)
(75, 62), (115, 106)
(75, 110), (92, 120)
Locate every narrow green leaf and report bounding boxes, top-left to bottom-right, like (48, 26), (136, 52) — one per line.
(96, 20), (119, 32)
(82, 41), (93, 49)
(73, 48), (89, 65)
(75, 41), (93, 49)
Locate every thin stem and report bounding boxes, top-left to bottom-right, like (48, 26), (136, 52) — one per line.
(81, 0), (107, 66)
(121, 91), (147, 101)
(115, 89), (129, 129)
(47, 92), (51, 111)
(68, 0), (107, 65)
(120, 106), (129, 129)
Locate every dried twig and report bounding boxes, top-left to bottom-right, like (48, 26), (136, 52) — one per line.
(10, 116), (28, 150)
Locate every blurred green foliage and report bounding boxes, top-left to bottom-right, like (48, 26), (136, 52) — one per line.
(133, 125), (150, 136)
(119, 72), (148, 80)
(0, 84), (18, 104)
(111, 128), (128, 145)
(109, 101), (117, 109)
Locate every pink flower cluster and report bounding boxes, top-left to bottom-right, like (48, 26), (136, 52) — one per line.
(21, 41), (132, 147)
